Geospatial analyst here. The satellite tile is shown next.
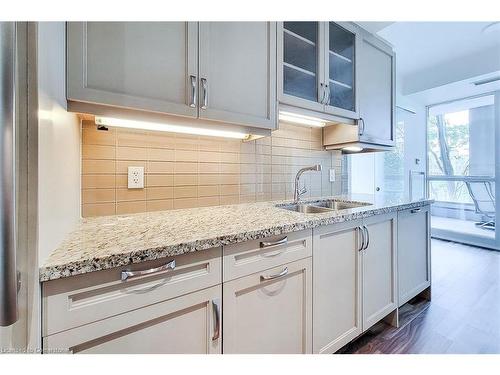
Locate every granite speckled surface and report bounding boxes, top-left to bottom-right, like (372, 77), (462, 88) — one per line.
(40, 194), (433, 281)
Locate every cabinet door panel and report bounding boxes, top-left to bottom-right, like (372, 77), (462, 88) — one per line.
(398, 206), (431, 306)
(44, 285), (222, 354)
(362, 213), (397, 331)
(325, 22), (358, 118)
(358, 34), (395, 146)
(313, 220), (362, 354)
(278, 22), (325, 113)
(198, 22), (276, 129)
(223, 258), (312, 354)
(67, 22), (198, 118)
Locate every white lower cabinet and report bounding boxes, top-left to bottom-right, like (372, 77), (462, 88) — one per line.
(223, 258), (312, 354)
(42, 207), (430, 354)
(42, 248), (223, 354)
(313, 220), (363, 354)
(397, 205), (431, 306)
(312, 212), (398, 353)
(361, 212), (397, 331)
(44, 285), (222, 354)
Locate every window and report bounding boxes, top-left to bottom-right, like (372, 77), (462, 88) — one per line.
(427, 95), (495, 204)
(427, 94), (497, 248)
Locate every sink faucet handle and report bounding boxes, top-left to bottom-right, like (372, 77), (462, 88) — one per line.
(298, 184), (307, 196)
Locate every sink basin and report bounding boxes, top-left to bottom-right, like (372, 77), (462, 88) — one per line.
(277, 200), (371, 214)
(278, 203), (333, 214)
(310, 200), (371, 210)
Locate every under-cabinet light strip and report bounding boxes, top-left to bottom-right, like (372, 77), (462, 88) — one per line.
(278, 111), (326, 127)
(94, 117), (250, 140)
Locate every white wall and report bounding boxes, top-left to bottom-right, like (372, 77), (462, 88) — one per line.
(38, 22), (80, 263)
(349, 153), (375, 194)
(402, 48), (500, 95)
(469, 104), (495, 176)
(398, 100), (427, 198)
(348, 94), (427, 198)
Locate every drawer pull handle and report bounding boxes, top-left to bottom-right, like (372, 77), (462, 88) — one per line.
(260, 267), (288, 281)
(260, 249), (285, 258)
(411, 208), (421, 214)
(211, 299), (221, 341)
(260, 236), (288, 249)
(121, 259), (176, 281)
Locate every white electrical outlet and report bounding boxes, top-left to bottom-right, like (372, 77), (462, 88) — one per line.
(329, 168), (336, 182)
(128, 166), (144, 189)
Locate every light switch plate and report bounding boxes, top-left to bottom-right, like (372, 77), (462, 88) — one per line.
(329, 168), (336, 182)
(128, 166), (144, 189)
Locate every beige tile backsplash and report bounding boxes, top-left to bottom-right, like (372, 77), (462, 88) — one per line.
(81, 119), (343, 217)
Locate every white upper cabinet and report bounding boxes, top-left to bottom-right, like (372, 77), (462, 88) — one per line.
(67, 22), (277, 130)
(279, 22), (395, 151)
(198, 22), (277, 129)
(67, 22), (198, 118)
(278, 22), (360, 119)
(358, 32), (395, 146)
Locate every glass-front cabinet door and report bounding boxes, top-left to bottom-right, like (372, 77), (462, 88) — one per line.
(278, 22), (359, 119)
(325, 22), (358, 118)
(279, 22), (325, 112)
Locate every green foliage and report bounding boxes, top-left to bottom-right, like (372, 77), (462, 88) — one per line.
(428, 113), (470, 176)
(428, 111), (471, 202)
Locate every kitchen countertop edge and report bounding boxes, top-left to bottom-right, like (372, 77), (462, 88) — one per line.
(39, 198), (433, 282)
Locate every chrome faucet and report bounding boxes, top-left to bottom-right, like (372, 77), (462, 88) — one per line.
(293, 165), (322, 203)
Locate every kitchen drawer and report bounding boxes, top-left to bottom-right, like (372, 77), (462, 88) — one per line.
(223, 257), (312, 353)
(223, 229), (312, 282)
(42, 247), (221, 337)
(44, 284), (222, 354)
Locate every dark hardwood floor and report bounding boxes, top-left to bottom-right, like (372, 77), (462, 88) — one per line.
(340, 239), (500, 354)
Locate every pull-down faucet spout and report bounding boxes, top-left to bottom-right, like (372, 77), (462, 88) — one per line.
(293, 165), (322, 203)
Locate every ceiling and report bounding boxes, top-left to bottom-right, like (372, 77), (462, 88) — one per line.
(356, 22), (394, 34)
(360, 22), (500, 80)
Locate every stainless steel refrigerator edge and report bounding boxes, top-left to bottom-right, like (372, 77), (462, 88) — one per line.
(0, 22), (18, 327)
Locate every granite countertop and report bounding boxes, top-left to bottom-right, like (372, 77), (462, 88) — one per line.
(40, 194), (433, 281)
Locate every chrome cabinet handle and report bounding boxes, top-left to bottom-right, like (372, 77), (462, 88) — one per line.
(121, 259), (176, 281)
(189, 75), (197, 108)
(363, 226), (370, 250)
(411, 208), (421, 214)
(211, 299), (221, 341)
(359, 117), (365, 136)
(260, 236), (288, 249)
(325, 84), (330, 105)
(201, 78), (208, 109)
(357, 226), (365, 251)
(260, 267), (288, 281)
(319, 83), (326, 104)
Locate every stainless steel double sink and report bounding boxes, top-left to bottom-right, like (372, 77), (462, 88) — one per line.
(277, 199), (371, 214)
